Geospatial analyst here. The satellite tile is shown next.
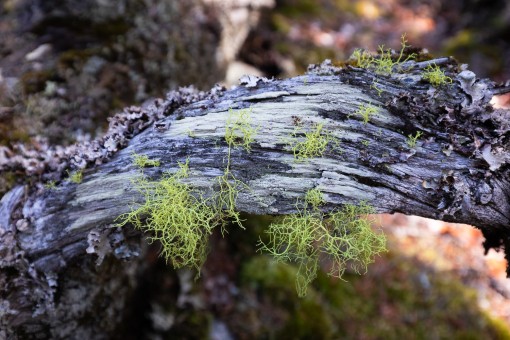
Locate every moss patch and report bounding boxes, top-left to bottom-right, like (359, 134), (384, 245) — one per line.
(238, 254), (510, 339)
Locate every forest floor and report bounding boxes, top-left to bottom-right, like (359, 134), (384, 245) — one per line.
(382, 214), (510, 325)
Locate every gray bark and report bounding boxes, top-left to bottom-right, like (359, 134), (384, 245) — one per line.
(1, 58), (510, 337)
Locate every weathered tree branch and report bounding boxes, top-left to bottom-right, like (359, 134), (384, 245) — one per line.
(1, 58), (509, 336)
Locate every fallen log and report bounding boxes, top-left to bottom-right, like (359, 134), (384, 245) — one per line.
(1, 57), (509, 337)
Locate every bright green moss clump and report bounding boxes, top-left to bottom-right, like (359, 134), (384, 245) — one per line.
(259, 189), (386, 296)
(240, 254), (510, 339)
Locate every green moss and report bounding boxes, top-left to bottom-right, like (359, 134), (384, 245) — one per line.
(239, 252), (510, 339)
(422, 63), (453, 87)
(278, 0), (320, 18)
(0, 171), (17, 196)
(20, 70), (55, 94)
(271, 13), (292, 34)
(0, 118), (31, 145)
(132, 152), (160, 168)
(57, 49), (96, 70)
(483, 312), (510, 339)
(290, 123), (329, 160)
(444, 30), (474, 53)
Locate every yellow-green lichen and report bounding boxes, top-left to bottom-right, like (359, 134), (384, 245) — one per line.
(117, 159), (217, 272)
(259, 196), (386, 297)
(350, 33), (416, 75)
(118, 107), (259, 274)
(370, 82), (384, 97)
(355, 104), (379, 124)
(407, 131), (423, 148)
(290, 123), (329, 160)
(304, 187), (325, 210)
(44, 180), (57, 189)
(214, 107), (258, 229)
(422, 64), (453, 87)
(324, 203), (386, 277)
(225, 107), (258, 152)
(132, 152), (160, 168)
(258, 210), (322, 296)
(213, 167), (246, 231)
(67, 169), (83, 184)
(351, 48), (373, 69)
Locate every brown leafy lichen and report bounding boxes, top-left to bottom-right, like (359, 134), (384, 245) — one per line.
(0, 85), (226, 190)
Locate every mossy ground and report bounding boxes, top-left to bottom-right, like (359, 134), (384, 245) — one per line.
(237, 253), (510, 339)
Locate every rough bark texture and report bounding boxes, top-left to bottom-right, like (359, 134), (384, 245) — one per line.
(1, 58), (510, 337)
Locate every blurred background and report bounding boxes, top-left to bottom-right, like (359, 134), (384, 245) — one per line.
(1, 0), (510, 338)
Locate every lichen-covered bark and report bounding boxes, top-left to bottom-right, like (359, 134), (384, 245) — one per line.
(1, 58), (509, 337)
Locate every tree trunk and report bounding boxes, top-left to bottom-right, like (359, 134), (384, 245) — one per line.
(1, 58), (509, 337)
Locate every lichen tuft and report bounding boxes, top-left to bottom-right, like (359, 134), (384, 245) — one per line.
(355, 104), (379, 124)
(290, 123), (329, 160)
(132, 152), (160, 168)
(422, 64), (453, 87)
(67, 169), (83, 184)
(117, 159), (216, 273)
(259, 195), (387, 297)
